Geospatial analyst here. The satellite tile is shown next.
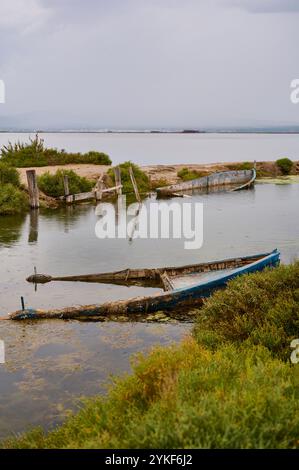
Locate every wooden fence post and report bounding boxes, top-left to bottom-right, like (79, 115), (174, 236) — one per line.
(63, 175), (70, 197)
(114, 167), (122, 196)
(26, 170), (39, 209)
(129, 166), (141, 203)
(95, 175), (104, 201)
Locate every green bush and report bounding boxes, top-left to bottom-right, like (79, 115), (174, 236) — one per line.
(0, 184), (28, 215)
(1, 135), (111, 167)
(4, 341), (299, 449)
(194, 262), (299, 360)
(276, 158), (293, 175)
(37, 170), (94, 198)
(0, 163), (21, 186)
(177, 168), (205, 181)
(108, 161), (150, 194)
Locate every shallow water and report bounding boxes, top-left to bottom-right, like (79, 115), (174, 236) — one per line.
(0, 182), (298, 438)
(0, 132), (298, 165)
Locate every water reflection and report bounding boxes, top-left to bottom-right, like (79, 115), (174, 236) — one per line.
(0, 213), (26, 248)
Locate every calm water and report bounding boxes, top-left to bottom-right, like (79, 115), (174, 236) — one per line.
(0, 132), (298, 165)
(0, 182), (299, 438)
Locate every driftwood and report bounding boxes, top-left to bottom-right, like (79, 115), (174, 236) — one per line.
(9, 289), (204, 321)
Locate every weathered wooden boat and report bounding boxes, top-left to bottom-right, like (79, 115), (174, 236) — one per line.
(9, 249), (280, 320)
(156, 168), (256, 198)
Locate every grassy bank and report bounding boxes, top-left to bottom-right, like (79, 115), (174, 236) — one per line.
(4, 262), (299, 449)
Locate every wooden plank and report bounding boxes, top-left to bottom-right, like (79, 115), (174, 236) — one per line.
(159, 271), (175, 291)
(26, 170), (39, 209)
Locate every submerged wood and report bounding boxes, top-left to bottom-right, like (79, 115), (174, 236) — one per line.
(16, 250), (280, 321)
(156, 169), (256, 198)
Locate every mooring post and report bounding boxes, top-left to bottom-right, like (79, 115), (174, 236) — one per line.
(114, 167), (122, 196)
(129, 166), (141, 203)
(21, 297), (25, 311)
(26, 170), (39, 209)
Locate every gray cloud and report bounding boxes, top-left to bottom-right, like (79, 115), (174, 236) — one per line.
(0, 0), (298, 129)
(227, 0), (299, 13)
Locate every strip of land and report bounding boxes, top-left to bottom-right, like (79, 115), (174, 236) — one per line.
(18, 160), (299, 188)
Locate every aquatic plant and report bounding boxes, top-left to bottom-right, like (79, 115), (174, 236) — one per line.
(276, 158), (293, 175)
(37, 169), (94, 198)
(1, 134), (111, 167)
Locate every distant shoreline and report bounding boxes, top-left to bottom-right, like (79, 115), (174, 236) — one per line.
(0, 130), (299, 135)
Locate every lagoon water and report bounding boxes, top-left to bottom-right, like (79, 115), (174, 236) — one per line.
(0, 133), (299, 439)
(0, 132), (298, 165)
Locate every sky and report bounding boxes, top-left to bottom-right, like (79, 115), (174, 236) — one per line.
(0, 0), (298, 129)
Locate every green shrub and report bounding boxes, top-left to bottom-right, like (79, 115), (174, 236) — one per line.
(37, 170), (94, 198)
(150, 178), (169, 190)
(108, 161), (150, 194)
(239, 161), (253, 170)
(4, 340), (299, 449)
(0, 163), (21, 186)
(177, 168), (205, 181)
(194, 262), (299, 360)
(1, 135), (111, 167)
(276, 158), (293, 175)
(5, 262), (299, 449)
(0, 184), (28, 215)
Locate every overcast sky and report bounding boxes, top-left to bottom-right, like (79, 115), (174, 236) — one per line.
(0, 0), (298, 129)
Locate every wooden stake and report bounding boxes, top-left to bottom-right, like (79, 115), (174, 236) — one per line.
(63, 175), (70, 197)
(26, 170), (39, 209)
(114, 167), (122, 195)
(129, 166), (141, 202)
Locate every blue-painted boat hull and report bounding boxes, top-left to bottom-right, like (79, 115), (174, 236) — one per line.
(10, 249), (280, 320)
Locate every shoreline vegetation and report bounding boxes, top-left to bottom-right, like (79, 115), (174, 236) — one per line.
(0, 136), (298, 215)
(3, 262), (299, 449)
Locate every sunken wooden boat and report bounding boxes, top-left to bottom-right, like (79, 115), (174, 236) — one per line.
(156, 169), (256, 198)
(9, 249), (280, 320)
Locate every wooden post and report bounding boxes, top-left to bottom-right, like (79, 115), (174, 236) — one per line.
(114, 167), (122, 196)
(63, 175), (70, 197)
(28, 208), (39, 243)
(129, 166), (141, 203)
(95, 175), (104, 201)
(26, 170), (39, 209)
